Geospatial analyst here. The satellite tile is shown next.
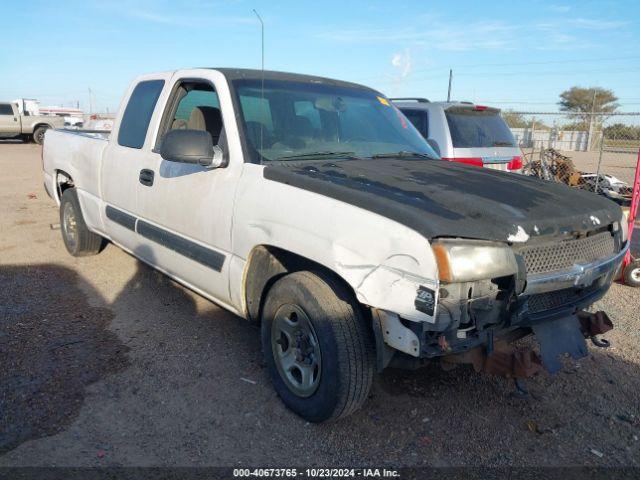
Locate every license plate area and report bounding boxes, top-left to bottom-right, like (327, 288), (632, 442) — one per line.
(532, 315), (588, 373)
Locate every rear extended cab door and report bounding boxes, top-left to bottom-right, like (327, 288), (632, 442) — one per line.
(0, 103), (20, 136)
(100, 72), (172, 253)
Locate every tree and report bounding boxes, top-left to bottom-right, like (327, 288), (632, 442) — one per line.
(604, 123), (640, 140)
(558, 86), (618, 128)
(501, 111), (529, 128)
(501, 111), (549, 130)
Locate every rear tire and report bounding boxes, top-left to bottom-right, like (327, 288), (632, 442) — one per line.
(623, 260), (640, 288)
(59, 189), (104, 256)
(261, 270), (375, 422)
(33, 126), (48, 145)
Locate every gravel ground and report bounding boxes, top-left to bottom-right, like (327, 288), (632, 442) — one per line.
(0, 142), (639, 467)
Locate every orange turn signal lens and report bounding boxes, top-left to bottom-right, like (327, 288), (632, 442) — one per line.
(432, 243), (453, 283)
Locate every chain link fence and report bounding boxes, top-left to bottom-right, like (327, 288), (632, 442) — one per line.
(504, 111), (640, 205)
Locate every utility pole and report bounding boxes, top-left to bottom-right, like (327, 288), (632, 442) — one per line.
(88, 87), (93, 115)
(447, 69), (452, 102)
(587, 90), (597, 151)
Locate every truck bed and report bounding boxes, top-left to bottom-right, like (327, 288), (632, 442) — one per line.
(42, 128), (109, 209)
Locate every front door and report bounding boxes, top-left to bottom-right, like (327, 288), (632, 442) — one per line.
(135, 71), (241, 305)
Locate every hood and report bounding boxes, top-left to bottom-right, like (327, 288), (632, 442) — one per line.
(263, 158), (622, 243)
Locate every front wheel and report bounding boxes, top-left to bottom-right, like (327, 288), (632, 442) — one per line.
(261, 271), (375, 422)
(60, 189), (105, 256)
(623, 259), (640, 287)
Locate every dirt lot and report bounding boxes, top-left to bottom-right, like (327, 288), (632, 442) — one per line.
(1, 142), (639, 467)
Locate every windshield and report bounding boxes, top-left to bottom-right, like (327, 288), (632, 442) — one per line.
(233, 79), (438, 162)
(445, 109), (516, 148)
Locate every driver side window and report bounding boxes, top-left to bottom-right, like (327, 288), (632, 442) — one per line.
(158, 82), (223, 148)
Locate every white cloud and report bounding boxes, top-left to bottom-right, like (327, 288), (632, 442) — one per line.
(547, 4), (571, 13)
(95, 0), (255, 28)
(568, 18), (629, 30)
(317, 22), (517, 52)
(391, 50), (412, 78)
(316, 15), (629, 53)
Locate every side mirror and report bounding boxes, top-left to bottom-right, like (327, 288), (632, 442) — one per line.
(160, 129), (225, 168)
(426, 138), (441, 157)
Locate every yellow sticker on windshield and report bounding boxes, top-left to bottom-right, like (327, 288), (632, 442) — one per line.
(377, 96), (390, 106)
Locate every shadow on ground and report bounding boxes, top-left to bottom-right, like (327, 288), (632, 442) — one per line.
(1, 255), (639, 466)
(0, 264), (129, 454)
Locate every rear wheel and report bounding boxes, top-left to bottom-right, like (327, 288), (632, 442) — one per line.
(60, 189), (104, 256)
(261, 271), (375, 422)
(623, 259), (640, 288)
(33, 126), (48, 145)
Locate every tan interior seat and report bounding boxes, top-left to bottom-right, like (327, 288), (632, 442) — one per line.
(188, 107), (223, 145)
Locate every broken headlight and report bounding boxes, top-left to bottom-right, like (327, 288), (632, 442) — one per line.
(432, 239), (518, 283)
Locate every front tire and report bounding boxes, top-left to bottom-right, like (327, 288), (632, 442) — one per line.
(261, 271), (374, 422)
(623, 259), (640, 287)
(33, 126), (48, 145)
(59, 189), (104, 256)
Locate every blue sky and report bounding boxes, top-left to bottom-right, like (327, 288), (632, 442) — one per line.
(2, 0), (639, 113)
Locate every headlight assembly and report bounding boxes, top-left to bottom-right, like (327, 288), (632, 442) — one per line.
(432, 239), (518, 283)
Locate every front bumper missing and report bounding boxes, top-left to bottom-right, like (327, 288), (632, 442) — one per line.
(439, 310), (614, 377)
(532, 315), (589, 373)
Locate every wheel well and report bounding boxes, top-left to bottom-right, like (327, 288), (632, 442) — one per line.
(55, 170), (74, 201)
(243, 245), (358, 323)
(33, 123), (52, 131)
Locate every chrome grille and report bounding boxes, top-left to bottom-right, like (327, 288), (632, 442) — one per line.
(517, 231), (615, 275)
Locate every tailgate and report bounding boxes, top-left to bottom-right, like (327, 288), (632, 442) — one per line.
(452, 146), (522, 172)
(444, 106), (521, 172)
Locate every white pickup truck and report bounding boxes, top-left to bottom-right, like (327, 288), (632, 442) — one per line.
(43, 68), (628, 422)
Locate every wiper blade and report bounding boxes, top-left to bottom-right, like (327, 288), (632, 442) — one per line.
(372, 151), (435, 159)
(492, 141), (514, 147)
(276, 151), (357, 161)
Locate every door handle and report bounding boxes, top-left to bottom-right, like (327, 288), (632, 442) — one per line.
(139, 169), (154, 187)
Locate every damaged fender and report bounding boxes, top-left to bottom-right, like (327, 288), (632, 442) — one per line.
(333, 246), (439, 323)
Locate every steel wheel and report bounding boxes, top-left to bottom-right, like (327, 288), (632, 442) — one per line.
(271, 303), (322, 398)
(62, 201), (78, 251)
(33, 126), (48, 145)
(623, 259), (640, 288)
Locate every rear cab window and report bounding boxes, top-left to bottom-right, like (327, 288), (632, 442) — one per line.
(118, 80), (165, 149)
(445, 108), (515, 148)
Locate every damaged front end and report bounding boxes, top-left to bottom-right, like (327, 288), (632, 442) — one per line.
(371, 223), (628, 380)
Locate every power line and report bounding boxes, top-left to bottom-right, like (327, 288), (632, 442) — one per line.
(409, 55), (640, 74)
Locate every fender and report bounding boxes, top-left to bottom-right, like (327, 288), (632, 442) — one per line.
(235, 164), (440, 324)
